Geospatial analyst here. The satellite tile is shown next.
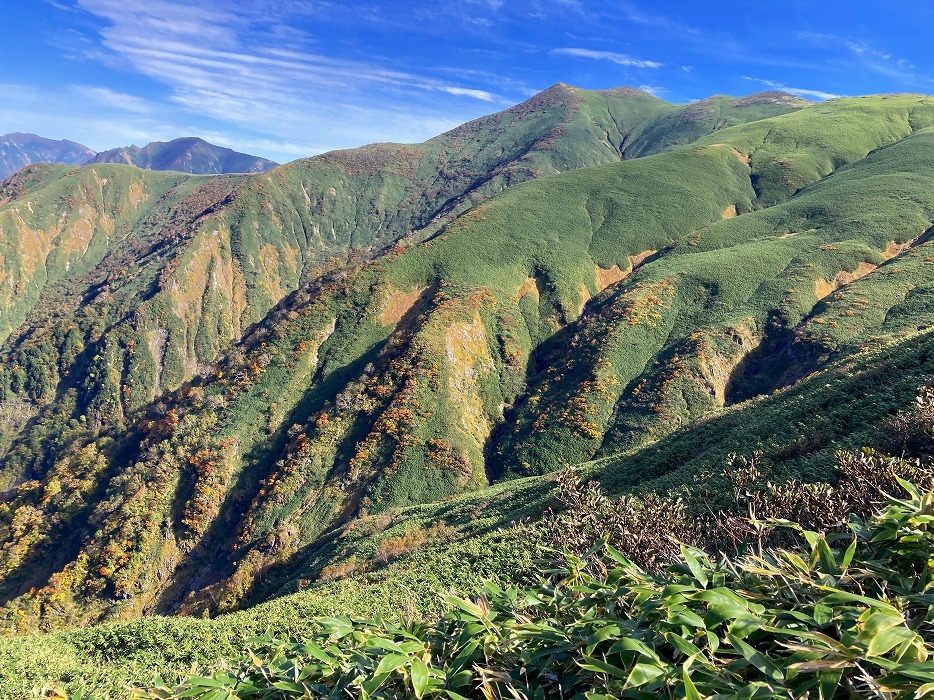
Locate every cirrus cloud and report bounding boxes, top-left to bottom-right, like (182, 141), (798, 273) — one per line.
(551, 47), (663, 69)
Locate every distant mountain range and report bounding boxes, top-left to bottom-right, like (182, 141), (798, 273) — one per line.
(0, 133), (278, 178)
(0, 133), (95, 179)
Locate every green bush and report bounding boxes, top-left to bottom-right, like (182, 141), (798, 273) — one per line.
(144, 470), (934, 699)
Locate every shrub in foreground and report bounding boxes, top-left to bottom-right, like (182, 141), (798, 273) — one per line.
(144, 475), (934, 699)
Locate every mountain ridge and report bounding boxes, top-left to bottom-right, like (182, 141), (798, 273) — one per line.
(0, 133), (278, 178)
(86, 136), (278, 174)
(3, 86), (925, 637)
(0, 133), (94, 180)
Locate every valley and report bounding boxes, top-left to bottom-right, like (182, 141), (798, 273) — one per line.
(1, 86), (934, 698)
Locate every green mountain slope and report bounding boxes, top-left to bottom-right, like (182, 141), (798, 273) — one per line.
(0, 86), (798, 477)
(10, 88), (922, 635)
(2, 322), (932, 698)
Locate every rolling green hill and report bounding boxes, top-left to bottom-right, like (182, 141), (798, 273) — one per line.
(0, 85), (801, 485)
(2, 324), (932, 698)
(5, 87), (934, 699)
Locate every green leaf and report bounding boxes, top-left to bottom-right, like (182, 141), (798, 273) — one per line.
(667, 610), (706, 629)
(410, 657), (429, 699)
(729, 614), (763, 639)
(681, 545), (709, 588)
(625, 662), (666, 688)
(813, 604), (833, 627)
(361, 671), (392, 696)
(369, 638), (406, 654)
(271, 680), (308, 693)
(818, 670), (843, 700)
(858, 610), (905, 647)
(867, 626), (917, 658)
(586, 624), (623, 653)
(820, 590), (899, 613)
(840, 537), (858, 569)
(813, 537), (838, 574)
(727, 634), (783, 682)
(682, 666), (703, 700)
(579, 657), (629, 680)
(609, 636), (661, 662)
(300, 641), (334, 665)
(184, 678), (229, 688)
(374, 653), (410, 677)
(693, 588), (754, 623)
(894, 475), (922, 500)
(320, 617), (355, 639)
(663, 632), (703, 660)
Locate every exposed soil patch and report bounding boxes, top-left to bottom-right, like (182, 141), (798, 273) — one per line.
(517, 276), (542, 300)
(381, 284), (425, 326)
(731, 148), (750, 165)
(815, 262), (877, 300)
(722, 204), (737, 219)
(592, 250), (657, 297)
(628, 249), (657, 269)
(710, 143), (750, 165)
(595, 264), (627, 292)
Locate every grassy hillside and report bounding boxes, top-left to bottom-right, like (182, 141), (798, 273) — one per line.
(2, 323), (932, 698)
(0, 85), (792, 467)
(3, 90), (927, 641)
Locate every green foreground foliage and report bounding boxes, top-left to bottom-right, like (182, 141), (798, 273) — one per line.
(145, 471), (934, 699)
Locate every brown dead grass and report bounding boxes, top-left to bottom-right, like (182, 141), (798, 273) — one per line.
(815, 262), (877, 300)
(381, 284), (425, 326)
(128, 181), (148, 209)
(595, 264), (628, 292)
(517, 276), (542, 301)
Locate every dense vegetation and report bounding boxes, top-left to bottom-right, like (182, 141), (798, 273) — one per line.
(0, 86), (819, 630)
(2, 370), (933, 698)
(2, 85), (934, 698)
(148, 474), (934, 699)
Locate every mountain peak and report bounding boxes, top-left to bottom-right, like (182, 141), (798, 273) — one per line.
(88, 137), (277, 174)
(0, 133), (95, 179)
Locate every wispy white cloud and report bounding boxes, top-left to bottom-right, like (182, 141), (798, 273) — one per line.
(639, 84), (666, 97)
(72, 85), (150, 113)
(439, 87), (496, 101)
(617, 4), (702, 36)
(60, 0), (510, 160)
(742, 76), (841, 101)
(551, 47), (662, 68)
(796, 32), (925, 85)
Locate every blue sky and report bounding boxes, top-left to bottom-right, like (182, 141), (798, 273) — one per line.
(2, 1), (932, 163)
